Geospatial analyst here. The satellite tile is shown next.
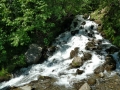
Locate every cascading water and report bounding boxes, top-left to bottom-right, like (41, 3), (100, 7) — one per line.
(0, 15), (120, 89)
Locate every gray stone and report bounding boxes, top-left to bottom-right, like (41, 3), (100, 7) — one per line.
(72, 56), (83, 68)
(70, 47), (79, 59)
(25, 44), (42, 64)
(79, 83), (91, 90)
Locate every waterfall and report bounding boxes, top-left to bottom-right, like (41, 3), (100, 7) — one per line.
(0, 15), (119, 89)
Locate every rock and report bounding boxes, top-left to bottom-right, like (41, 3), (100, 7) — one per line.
(71, 56), (83, 68)
(81, 21), (86, 25)
(76, 69), (84, 74)
(40, 46), (48, 60)
(25, 44), (42, 64)
(70, 47), (79, 59)
(73, 21), (78, 28)
(61, 14), (74, 31)
(87, 78), (96, 85)
(83, 13), (90, 19)
(98, 72), (104, 78)
(47, 46), (57, 56)
(81, 52), (92, 61)
(96, 39), (102, 45)
(94, 65), (104, 74)
(90, 25), (94, 30)
(79, 83), (91, 90)
(100, 31), (105, 36)
(105, 45), (119, 54)
(87, 32), (94, 38)
(70, 50), (76, 59)
(71, 30), (79, 36)
(73, 81), (85, 90)
(85, 41), (96, 50)
(104, 55), (116, 71)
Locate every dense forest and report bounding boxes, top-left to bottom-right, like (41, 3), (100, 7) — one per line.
(0, 0), (120, 77)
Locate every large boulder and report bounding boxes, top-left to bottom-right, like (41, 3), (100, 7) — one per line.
(71, 56), (83, 68)
(25, 44), (42, 64)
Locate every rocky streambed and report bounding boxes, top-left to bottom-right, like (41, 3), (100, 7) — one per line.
(7, 72), (120, 90)
(1, 14), (120, 90)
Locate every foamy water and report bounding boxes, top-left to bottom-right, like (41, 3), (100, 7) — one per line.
(0, 15), (119, 89)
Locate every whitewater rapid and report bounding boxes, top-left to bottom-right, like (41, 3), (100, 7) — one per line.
(0, 15), (119, 89)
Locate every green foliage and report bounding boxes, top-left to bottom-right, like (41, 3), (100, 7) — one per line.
(0, 68), (8, 76)
(101, 0), (120, 47)
(0, 0), (120, 77)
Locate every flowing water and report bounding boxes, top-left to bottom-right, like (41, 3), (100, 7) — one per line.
(0, 15), (120, 89)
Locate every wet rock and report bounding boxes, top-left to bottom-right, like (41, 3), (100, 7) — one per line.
(94, 65), (104, 74)
(104, 55), (116, 71)
(90, 25), (94, 30)
(81, 52), (92, 61)
(76, 69), (84, 74)
(83, 13), (90, 19)
(40, 46), (49, 60)
(87, 78), (96, 85)
(47, 46), (57, 56)
(105, 64), (116, 71)
(96, 39), (102, 45)
(87, 32), (94, 38)
(80, 26), (84, 29)
(71, 56), (83, 68)
(29, 75), (75, 90)
(90, 18), (95, 21)
(70, 50), (76, 59)
(101, 31), (106, 38)
(85, 41), (96, 50)
(25, 44), (42, 64)
(98, 72), (104, 78)
(81, 21), (86, 25)
(73, 81), (85, 90)
(105, 45), (119, 54)
(70, 47), (79, 59)
(71, 30), (79, 36)
(79, 83), (91, 90)
(73, 21), (78, 28)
